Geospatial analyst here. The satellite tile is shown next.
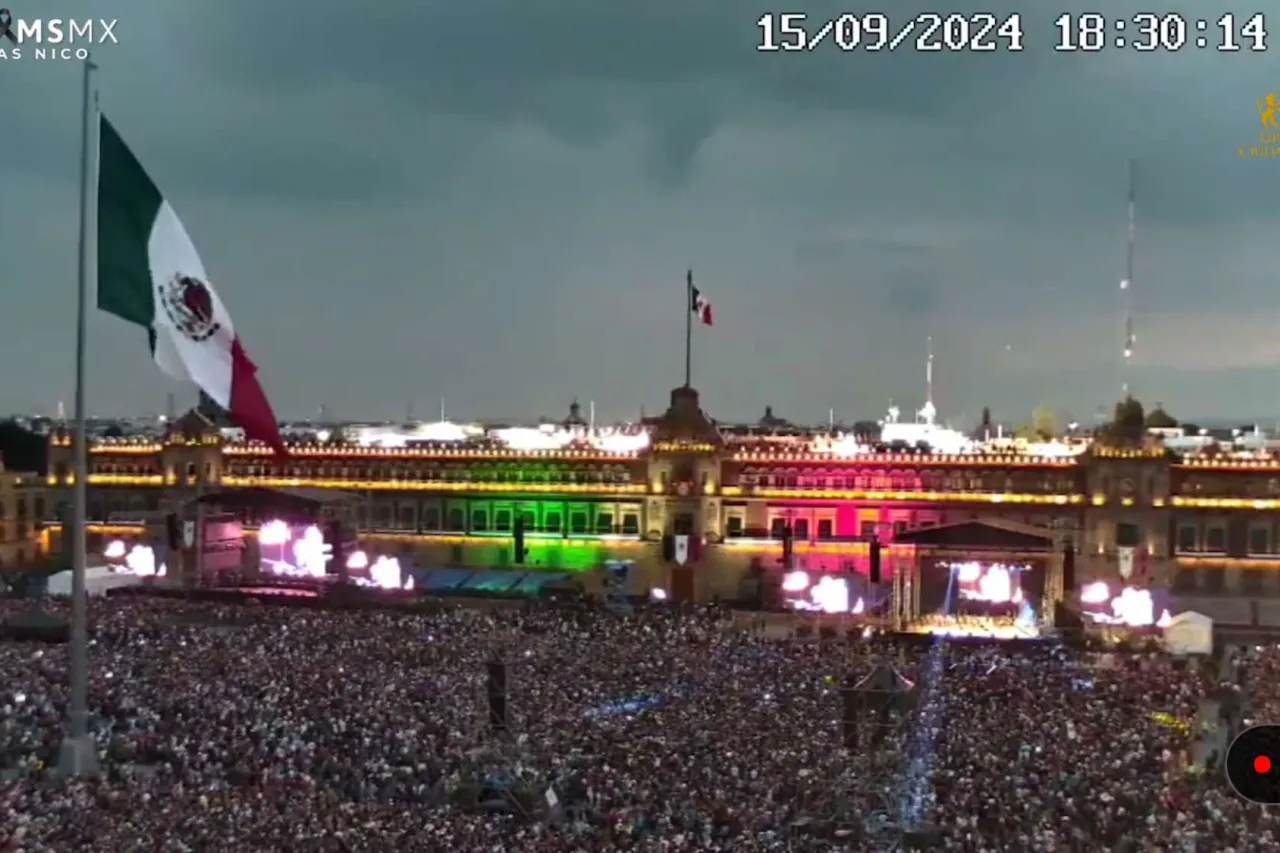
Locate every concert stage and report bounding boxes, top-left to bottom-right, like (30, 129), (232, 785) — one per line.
(889, 519), (1066, 631)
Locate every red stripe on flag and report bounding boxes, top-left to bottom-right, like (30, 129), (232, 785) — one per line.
(229, 336), (287, 455)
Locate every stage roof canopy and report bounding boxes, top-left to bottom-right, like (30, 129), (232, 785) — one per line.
(893, 518), (1054, 550)
(850, 661), (917, 693)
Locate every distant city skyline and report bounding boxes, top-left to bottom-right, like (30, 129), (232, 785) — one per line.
(7, 403), (1279, 436)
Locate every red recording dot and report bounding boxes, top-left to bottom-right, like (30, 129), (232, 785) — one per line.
(1256, 755), (1272, 774)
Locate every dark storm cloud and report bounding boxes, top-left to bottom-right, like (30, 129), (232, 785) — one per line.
(2, 0), (1278, 425)
(190, 0), (1272, 214)
(193, 0), (1055, 181)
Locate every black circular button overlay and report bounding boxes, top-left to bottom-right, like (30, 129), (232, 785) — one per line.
(1226, 724), (1280, 804)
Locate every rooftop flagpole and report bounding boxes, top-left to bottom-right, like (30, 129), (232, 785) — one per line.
(60, 54), (100, 777)
(684, 270), (693, 388)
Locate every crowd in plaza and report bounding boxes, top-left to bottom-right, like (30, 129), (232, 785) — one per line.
(0, 594), (1275, 852)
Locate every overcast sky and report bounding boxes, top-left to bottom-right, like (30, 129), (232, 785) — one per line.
(3, 0), (1278, 428)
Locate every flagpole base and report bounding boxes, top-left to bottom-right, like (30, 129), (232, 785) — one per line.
(56, 734), (99, 778)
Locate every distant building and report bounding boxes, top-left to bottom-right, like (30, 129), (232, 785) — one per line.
(0, 461), (49, 570)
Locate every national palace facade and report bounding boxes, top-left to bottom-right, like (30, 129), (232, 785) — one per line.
(41, 387), (1280, 602)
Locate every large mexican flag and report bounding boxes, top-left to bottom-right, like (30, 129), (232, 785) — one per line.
(96, 115), (285, 452)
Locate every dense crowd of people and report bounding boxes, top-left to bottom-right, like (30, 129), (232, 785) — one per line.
(0, 593), (1272, 851)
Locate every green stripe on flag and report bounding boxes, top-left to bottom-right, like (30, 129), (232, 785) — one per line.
(97, 114), (161, 330)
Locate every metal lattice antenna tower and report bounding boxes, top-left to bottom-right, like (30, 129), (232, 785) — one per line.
(1120, 160), (1136, 396)
(926, 336), (934, 408)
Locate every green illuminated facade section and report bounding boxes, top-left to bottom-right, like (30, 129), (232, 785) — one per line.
(447, 536), (624, 572)
(367, 493), (646, 572)
(392, 498), (642, 536)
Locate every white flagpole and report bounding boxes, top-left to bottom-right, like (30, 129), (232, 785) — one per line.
(59, 55), (100, 777)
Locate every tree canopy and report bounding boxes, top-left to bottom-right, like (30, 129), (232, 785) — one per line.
(1145, 404), (1178, 429)
(1098, 396), (1148, 446)
(852, 420), (882, 442)
(0, 420), (47, 473)
(1031, 406), (1060, 439)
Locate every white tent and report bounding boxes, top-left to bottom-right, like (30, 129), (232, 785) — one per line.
(46, 566), (140, 598)
(1162, 610), (1213, 655)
